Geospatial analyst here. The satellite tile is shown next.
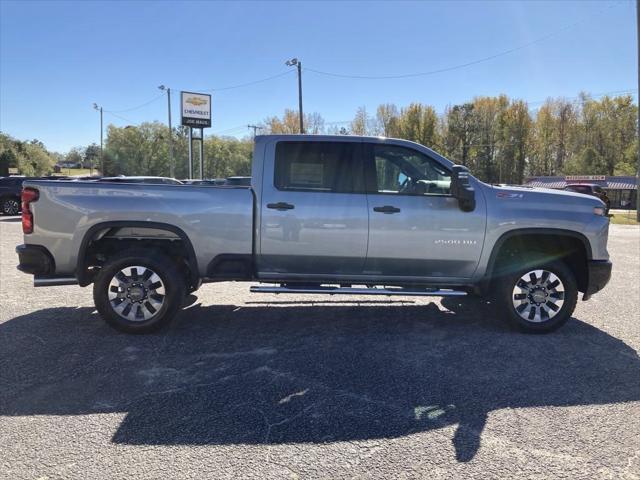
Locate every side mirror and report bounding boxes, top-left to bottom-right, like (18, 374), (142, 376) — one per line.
(450, 165), (476, 212)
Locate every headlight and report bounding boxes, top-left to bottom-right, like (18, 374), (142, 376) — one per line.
(593, 206), (606, 216)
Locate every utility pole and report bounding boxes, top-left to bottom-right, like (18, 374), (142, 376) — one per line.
(93, 103), (103, 174)
(286, 58), (304, 134)
(636, 0), (640, 221)
(158, 85), (174, 178)
(248, 124), (263, 136)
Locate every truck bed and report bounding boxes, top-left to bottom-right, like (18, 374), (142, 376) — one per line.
(22, 180), (254, 277)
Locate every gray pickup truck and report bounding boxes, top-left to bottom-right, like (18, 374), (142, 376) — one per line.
(16, 135), (612, 334)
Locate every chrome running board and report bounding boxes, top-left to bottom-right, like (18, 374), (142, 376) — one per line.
(250, 285), (467, 297)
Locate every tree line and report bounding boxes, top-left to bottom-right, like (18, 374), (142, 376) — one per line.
(263, 93), (637, 184)
(2, 91), (637, 184)
(0, 132), (102, 177)
(0, 134), (59, 177)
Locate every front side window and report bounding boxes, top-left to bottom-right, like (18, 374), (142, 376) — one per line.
(372, 145), (451, 195)
(275, 141), (364, 193)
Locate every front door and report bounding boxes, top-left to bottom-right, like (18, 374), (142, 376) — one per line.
(364, 143), (486, 279)
(258, 140), (369, 277)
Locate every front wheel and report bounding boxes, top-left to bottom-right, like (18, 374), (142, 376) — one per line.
(93, 250), (186, 333)
(493, 260), (578, 333)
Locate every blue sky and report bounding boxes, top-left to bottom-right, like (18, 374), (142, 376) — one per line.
(0, 0), (636, 153)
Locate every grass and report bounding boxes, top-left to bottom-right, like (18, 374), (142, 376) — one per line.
(609, 212), (639, 225)
(53, 168), (98, 177)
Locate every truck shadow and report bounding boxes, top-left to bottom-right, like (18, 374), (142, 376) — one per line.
(1, 299), (638, 462)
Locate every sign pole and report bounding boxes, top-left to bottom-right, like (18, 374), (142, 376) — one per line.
(637, 0), (640, 220)
(167, 88), (174, 178)
(188, 127), (193, 179)
(199, 128), (204, 179)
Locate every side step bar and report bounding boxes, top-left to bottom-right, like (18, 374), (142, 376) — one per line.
(250, 285), (467, 297)
(34, 276), (79, 287)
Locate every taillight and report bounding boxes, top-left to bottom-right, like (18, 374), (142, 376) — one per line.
(21, 188), (39, 234)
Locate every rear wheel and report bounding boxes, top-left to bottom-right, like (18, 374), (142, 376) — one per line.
(494, 260), (578, 333)
(93, 250), (185, 333)
(1, 197), (20, 215)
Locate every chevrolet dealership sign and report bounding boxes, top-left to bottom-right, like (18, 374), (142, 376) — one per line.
(181, 91), (211, 128)
(565, 175), (606, 181)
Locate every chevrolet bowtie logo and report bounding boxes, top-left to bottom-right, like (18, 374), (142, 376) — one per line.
(185, 97), (207, 106)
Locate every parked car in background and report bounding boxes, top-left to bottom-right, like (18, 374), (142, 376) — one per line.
(0, 175), (72, 214)
(564, 184), (610, 213)
(96, 176), (183, 185)
(224, 176), (251, 186)
(181, 179), (226, 186)
(0, 176), (24, 215)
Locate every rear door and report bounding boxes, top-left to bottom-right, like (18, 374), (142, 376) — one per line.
(257, 139), (369, 277)
(364, 143), (486, 279)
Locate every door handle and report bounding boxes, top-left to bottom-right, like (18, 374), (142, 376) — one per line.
(267, 202), (295, 211)
(373, 205), (401, 214)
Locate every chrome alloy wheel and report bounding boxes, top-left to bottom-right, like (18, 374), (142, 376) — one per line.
(511, 269), (565, 323)
(107, 266), (166, 322)
(2, 199), (19, 215)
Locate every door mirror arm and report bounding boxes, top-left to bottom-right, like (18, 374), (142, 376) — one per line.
(450, 165), (476, 212)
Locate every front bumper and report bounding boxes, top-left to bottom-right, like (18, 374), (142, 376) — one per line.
(583, 259), (612, 300)
(16, 244), (55, 275)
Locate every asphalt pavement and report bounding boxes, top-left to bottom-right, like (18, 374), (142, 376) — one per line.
(0, 216), (638, 479)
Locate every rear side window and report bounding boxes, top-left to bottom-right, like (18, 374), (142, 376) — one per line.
(275, 141), (364, 193)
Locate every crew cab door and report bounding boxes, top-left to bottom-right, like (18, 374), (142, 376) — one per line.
(257, 139), (369, 277)
(364, 143), (486, 279)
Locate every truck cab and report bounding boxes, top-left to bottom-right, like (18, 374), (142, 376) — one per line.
(253, 136), (486, 281)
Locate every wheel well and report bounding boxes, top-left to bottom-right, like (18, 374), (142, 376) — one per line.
(77, 224), (198, 288)
(490, 233), (589, 292)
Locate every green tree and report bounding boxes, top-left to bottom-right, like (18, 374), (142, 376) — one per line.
(262, 110), (326, 135)
(65, 147), (84, 167)
(84, 143), (101, 171)
(350, 106), (371, 136)
(374, 103), (400, 137)
(498, 100), (531, 184)
(0, 133), (56, 176)
(442, 103), (475, 166)
(397, 103), (440, 148)
(103, 122), (253, 179)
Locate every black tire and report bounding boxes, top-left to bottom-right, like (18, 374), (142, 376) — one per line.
(1, 197), (20, 216)
(493, 260), (578, 333)
(93, 249), (186, 334)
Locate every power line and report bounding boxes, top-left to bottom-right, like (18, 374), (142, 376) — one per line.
(201, 70), (294, 92)
(103, 111), (140, 125)
(99, 71), (294, 117)
(304, 3), (621, 80)
(105, 94), (165, 113)
(212, 124), (250, 135)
